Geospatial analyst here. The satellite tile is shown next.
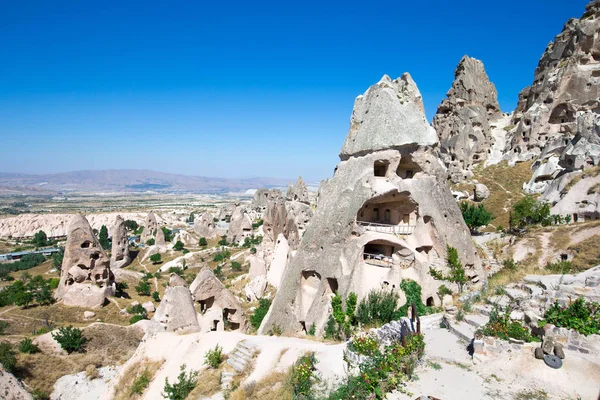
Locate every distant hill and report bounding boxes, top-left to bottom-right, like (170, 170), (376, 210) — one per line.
(0, 170), (290, 194)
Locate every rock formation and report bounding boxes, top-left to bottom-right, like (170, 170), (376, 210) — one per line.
(148, 286), (200, 334)
(155, 226), (166, 247)
(110, 215), (131, 269)
(227, 206), (253, 244)
(190, 267), (249, 332)
(193, 212), (217, 239)
(433, 55), (502, 182)
(0, 369), (32, 400)
(286, 177), (310, 204)
(168, 272), (187, 287)
(55, 215), (115, 308)
(507, 1), (600, 194)
(261, 74), (483, 335)
(267, 234), (289, 288)
(252, 188), (270, 210)
(141, 212), (159, 243)
(262, 190), (288, 246)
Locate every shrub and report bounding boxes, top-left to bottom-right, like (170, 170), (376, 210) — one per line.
(19, 338), (40, 354)
(52, 249), (64, 269)
(146, 238), (155, 246)
(250, 247), (257, 254)
(128, 304), (147, 315)
(203, 344), (223, 369)
(460, 202), (494, 233)
(510, 195), (551, 229)
(398, 280), (431, 316)
(437, 284), (452, 298)
(0, 321), (9, 335)
(250, 298), (271, 330)
(348, 334), (379, 356)
(218, 236), (229, 246)
(124, 220), (139, 232)
(173, 241), (185, 251)
(162, 364), (198, 400)
(231, 261), (242, 272)
(290, 353), (318, 400)
(130, 370), (151, 396)
(198, 237), (207, 247)
(503, 259), (517, 271)
(542, 298), (599, 335)
(33, 230), (48, 247)
(324, 314), (337, 339)
(168, 266), (184, 277)
(481, 306), (536, 342)
(152, 291), (161, 302)
(149, 253), (162, 264)
(161, 227), (173, 242)
(98, 225), (109, 250)
(252, 219), (264, 229)
(129, 315), (146, 324)
(135, 281), (152, 296)
(0, 342), (16, 373)
(52, 326), (86, 353)
(308, 323), (316, 336)
(212, 250), (230, 262)
(213, 266), (223, 279)
(546, 260), (574, 274)
(356, 290), (401, 327)
(429, 245), (468, 293)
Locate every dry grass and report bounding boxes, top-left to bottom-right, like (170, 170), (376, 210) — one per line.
(228, 370), (293, 400)
(15, 323), (143, 395)
(187, 368), (222, 398)
(114, 358), (164, 400)
(569, 235), (600, 271)
(452, 161), (534, 230)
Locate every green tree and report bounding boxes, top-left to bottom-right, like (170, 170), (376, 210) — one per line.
(198, 237), (207, 247)
(459, 202), (493, 233)
(149, 253), (162, 264)
(98, 225), (109, 250)
(250, 298), (271, 330)
(33, 230), (48, 247)
(52, 249), (64, 269)
(430, 245), (468, 293)
(124, 220), (139, 231)
(162, 364), (198, 400)
(146, 238), (155, 246)
(161, 227), (173, 242)
(135, 281), (152, 296)
(52, 326), (86, 353)
(510, 195), (552, 229)
(173, 241), (185, 251)
(0, 343), (16, 372)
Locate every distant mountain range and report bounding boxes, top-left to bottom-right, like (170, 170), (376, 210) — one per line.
(0, 170), (291, 195)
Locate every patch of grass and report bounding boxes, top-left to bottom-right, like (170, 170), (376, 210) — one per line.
(114, 358), (164, 400)
(569, 234), (600, 272)
(228, 371), (292, 400)
(513, 388), (548, 400)
(427, 361), (442, 370)
(187, 368), (222, 398)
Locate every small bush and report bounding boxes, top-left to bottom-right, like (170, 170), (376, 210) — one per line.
(19, 338), (40, 354)
(52, 326), (86, 353)
(542, 298), (599, 335)
(437, 284), (452, 298)
(348, 334), (379, 356)
(130, 370), (151, 396)
(149, 253), (162, 264)
(203, 344), (223, 369)
(308, 323), (316, 336)
(128, 304), (147, 316)
(290, 353), (318, 399)
(146, 238), (155, 246)
(546, 260), (574, 274)
(129, 315), (147, 324)
(0, 320), (9, 335)
(135, 281), (152, 296)
(250, 298), (271, 330)
(481, 306), (536, 342)
(0, 342), (16, 372)
(231, 261), (242, 272)
(198, 237), (207, 247)
(173, 241), (185, 251)
(503, 259), (517, 271)
(162, 364), (198, 400)
(152, 291), (161, 302)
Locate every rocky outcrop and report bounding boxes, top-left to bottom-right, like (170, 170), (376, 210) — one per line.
(193, 212), (217, 239)
(140, 212), (159, 243)
(148, 286), (200, 334)
(227, 206), (253, 244)
(286, 177), (309, 204)
(190, 267), (249, 332)
(155, 226), (166, 248)
(474, 183), (491, 202)
(433, 56), (502, 182)
(110, 215), (131, 269)
(262, 190), (288, 246)
(252, 188), (270, 209)
(0, 369), (32, 400)
(267, 234), (289, 289)
(508, 1), (600, 194)
(55, 215), (115, 308)
(261, 74), (483, 336)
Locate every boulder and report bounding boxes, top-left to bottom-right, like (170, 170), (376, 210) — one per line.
(261, 73), (483, 336)
(55, 215), (115, 308)
(83, 311), (96, 319)
(542, 335), (556, 354)
(0, 369), (32, 400)
(148, 286), (200, 334)
(189, 267), (249, 332)
(554, 344), (565, 359)
(474, 184), (490, 202)
(110, 215), (131, 269)
(142, 301), (156, 313)
(534, 347), (544, 359)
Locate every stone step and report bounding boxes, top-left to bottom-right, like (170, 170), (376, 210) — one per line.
(464, 314), (488, 329)
(235, 346), (253, 358)
(473, 304), (492, 316)
(505, 288), (529, 301)
(447, 319), (476, 343)
(237, 342), (255, 352)
(227, 359), (245, 372)
(487, 295), (510, 310)
(221, 371), (236, 378)
(221, 376), (233, 383)
(521, 284), (544, 298)
(228, 355), (248, 366)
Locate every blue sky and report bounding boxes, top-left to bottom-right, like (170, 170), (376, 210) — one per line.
(0, 0), (590, 182)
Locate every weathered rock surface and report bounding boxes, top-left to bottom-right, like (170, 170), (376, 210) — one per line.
(168, 272), (187, 287)
(267, 234), (289, 289)
(245, 275), (267, 302)
(286, 177), (310, 204)
(433, 56), (502, 182)
(262, 74), (483, 335)
(148, 286), (200, 334)
(110, 215), (131, 269)
(0, 368), (32, 400)
(227, 206), (253, 244)
(248, 255), (267, 278)
(474, 183), (491, 202)
(55, 215), (115, 308)
(252, 188), (270, 209)
(508, 1), (600, 195)
(190, 267), (249, 332)
(141, 212), (159, 243)
(155, 226), (166, 248)
(193, 212), (217, 239)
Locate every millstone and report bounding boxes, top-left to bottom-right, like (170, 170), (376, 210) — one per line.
(543, 354), (563, 369)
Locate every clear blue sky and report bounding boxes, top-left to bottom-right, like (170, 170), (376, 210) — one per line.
(0, 0), (590, 182)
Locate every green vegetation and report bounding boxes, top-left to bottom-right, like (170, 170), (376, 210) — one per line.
(161, 227), (173, 242)
(149, 253), (162, 264)
(429, 245), (467, 293)
(33, 230), (49, 247)
(52, 326), (86, 353)
(52, 249), (64, 269)
(252, 219), (264, 229)
(348, 333), (379, 356)
(0, 320), (9, 335)
(329, 333), (425, 400)
(98, 225), (109, 249)
(250, 298), (272, 330)
(203, 345), (223, 369)
(231, 261), (242, 271)
(290, 353), (318, 400)
(218, 235), (229, 246)
(173, 240), (185, 251)
(152, 291), (161, 302)
(212, 250), (231, 262)
(460, 202), (494, 233)
(19, 338), (40, 354)
(510, 195), (551, 229)
(124, 219), (139, 232)
(127, 304), (148, 324)
(542, 298), (599, 335)
(146, 238), (155, 246)
(356, 290), (400, 328)
(130, 370), (152, 396)
(162, 364), (198, 400)
(0, 276), (55, 307)
(480, 306), (536, 342)
(0, 253), (47, 279)
(545, 260), (575, 274)
(242, 234), (263, 248)
(135, 281), (152, 296)
(198, 237), (207, 247)
(0, 343), (16, 373)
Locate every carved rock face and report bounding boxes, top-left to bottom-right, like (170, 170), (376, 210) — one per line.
(56, 215), (115, 308)
(110, 215), (131, 269)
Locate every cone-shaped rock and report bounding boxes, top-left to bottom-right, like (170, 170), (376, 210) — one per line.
(286, 176), (309, 204)
(141, 212), (159, 243)
(148, 286), (200, 334)
(110, 215), (131, 269)
(56, 215), (115, 308)
(261, 74), (483, 335)
(193, 212), (217, 239)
